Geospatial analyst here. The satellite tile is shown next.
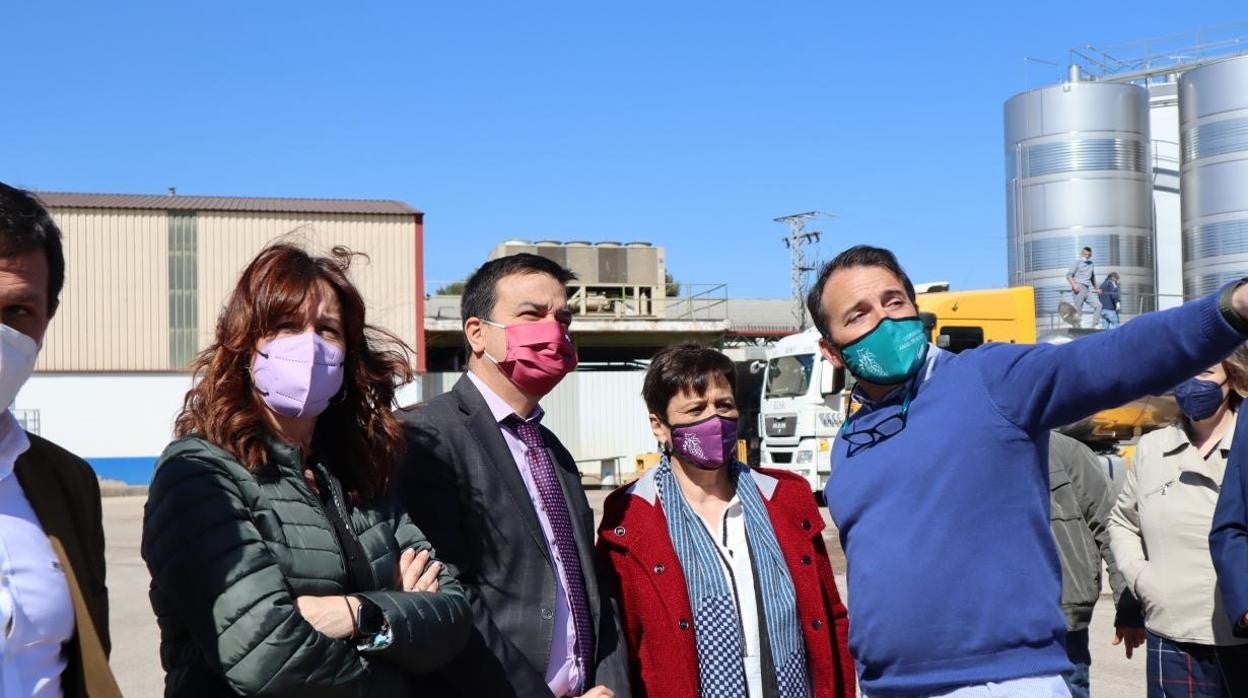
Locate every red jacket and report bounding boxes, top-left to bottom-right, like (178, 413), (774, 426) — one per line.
(597, 467), (856, 698)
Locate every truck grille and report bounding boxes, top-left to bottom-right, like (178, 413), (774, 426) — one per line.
(765, 415), (796, 437)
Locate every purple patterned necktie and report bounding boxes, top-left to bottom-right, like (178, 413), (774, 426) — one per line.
(506, 415), (595, 690)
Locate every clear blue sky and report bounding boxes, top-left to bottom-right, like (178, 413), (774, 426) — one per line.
(3, 1), (1245, 298)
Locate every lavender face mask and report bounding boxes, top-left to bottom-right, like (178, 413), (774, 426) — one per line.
(252, 331), (345, 419)
(669, 414), (739, 470)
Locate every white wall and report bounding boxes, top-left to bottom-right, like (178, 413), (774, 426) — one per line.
(418, 370), (657, 483)
(1150, 84), (1185, 309)
(19, 369), (655, 484)
(16, 373), (192, 460)
(17, 373), (428, 463)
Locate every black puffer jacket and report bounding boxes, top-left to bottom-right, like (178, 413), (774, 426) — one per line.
(142, 435), (470, 697)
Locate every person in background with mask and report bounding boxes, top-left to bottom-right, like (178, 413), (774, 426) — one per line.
(1099, 272), (1122, 329)
(398, 253), (630, 698)
(806, 244), (1248, 697)
(1046, 432), (1128, 698)
(141, 244), (470, 696)
(0, 183), (120, 698)
(597, 344), (855, 698)
(1066, 246), (1103, 329)
(1109, 347), (1248, 697)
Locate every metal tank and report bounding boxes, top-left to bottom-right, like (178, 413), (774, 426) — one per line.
(1179, 54), (1248, 299)
(1005, 79), (1154, 330)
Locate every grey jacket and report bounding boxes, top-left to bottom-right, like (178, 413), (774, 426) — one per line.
(1067, 258), (1097, 289)
(1049, 432), (1127, 631)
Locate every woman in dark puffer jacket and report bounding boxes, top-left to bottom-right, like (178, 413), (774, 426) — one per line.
(142, 243), (469, 697)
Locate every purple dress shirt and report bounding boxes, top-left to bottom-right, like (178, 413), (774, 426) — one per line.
(467, 372), (583, 696)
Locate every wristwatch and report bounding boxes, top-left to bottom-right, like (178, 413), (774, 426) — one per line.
(354, 597), (386, 639)
(352, 597), (393, 651)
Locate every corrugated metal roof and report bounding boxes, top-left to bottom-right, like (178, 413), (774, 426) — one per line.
(725, 298), (800, 335)
(37, 191), (421, 216)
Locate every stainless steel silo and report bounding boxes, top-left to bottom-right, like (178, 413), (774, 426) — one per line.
(1179, 55), (1248, 299)
(1005, 80), (1154, 330)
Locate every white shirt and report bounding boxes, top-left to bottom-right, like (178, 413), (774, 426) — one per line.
(698, 496), (764, 698)
(0, 409), (75, 698)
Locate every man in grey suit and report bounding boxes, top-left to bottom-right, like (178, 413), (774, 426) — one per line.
(399, 253), (629, 698)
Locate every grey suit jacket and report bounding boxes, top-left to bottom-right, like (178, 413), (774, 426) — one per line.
(398, 374), (632, 698)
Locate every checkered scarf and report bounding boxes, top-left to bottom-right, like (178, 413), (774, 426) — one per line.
(656, 458), (810, 698)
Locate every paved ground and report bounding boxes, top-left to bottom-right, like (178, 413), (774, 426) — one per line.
(104, 493), (1145, 696)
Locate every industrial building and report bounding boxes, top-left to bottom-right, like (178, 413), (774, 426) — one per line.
(421, 239), (793, 485)
(17, 200), (791, 485)
(424, 239), (748, 370)
(1004, 36), (1248, 330)
(22, 192), (425, 483)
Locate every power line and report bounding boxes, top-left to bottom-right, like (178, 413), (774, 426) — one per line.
(774, 211), (836, 330)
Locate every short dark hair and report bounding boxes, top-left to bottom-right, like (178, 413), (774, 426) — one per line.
(805, 245), (916, 340)
(461, 253), (577, 325)
(642, 343), (736, 420)
(1109, 271), (1120, 280)
(1082, 246), (1092, 253)
(0, 183), (65, 312)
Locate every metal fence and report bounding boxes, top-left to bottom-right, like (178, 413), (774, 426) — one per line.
(665, 283), (728, 321)
(14, 409), (40, 436)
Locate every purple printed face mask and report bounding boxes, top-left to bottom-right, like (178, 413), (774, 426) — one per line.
(669, 414), (739, 470)
(252, 331), (345, 419)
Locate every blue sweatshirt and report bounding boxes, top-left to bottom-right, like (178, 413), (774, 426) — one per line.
(1211, 396), (1248, 638)
(1100, 279), (1121, 311)
(825, 288), (1246, 696)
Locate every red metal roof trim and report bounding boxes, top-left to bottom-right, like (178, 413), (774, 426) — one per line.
(37, 192), (421, 216)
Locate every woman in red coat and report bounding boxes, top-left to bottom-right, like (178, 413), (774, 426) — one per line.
(598, 344), (855, 698)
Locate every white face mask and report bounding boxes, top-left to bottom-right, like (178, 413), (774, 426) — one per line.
(0, 324), (38, 410)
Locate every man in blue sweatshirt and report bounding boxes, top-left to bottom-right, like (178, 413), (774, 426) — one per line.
(807, 245), (1248, 697)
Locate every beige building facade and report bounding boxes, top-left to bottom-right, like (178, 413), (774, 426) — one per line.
(38, 193), (426, 372)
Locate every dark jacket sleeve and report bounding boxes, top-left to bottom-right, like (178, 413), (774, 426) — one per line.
(1065, 441), (1127, 602)
(977, 287), (1247, 433)
(142, 456), (382, 696)
(354, 512), (472, 672)
(1211, 412), (1248, 637)
(398, 428), (555, 698)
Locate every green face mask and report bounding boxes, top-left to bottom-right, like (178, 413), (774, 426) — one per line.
(836, 316), (929, 385)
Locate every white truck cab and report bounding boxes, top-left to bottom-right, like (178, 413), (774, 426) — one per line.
(758, 327), (852, 495)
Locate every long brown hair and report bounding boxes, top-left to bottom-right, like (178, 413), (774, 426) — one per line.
(175, 243), (414, 500)
(1224, 343), (1248, 411)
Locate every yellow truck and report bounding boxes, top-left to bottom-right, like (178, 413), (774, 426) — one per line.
(917, 284), (1175, 475)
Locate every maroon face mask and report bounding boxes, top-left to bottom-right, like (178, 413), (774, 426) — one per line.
(483, 320), (578, 396)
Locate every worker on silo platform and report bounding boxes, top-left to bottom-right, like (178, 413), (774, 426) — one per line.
(1066, 246), (1103, 329)
(806, 244), (1248, 698)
